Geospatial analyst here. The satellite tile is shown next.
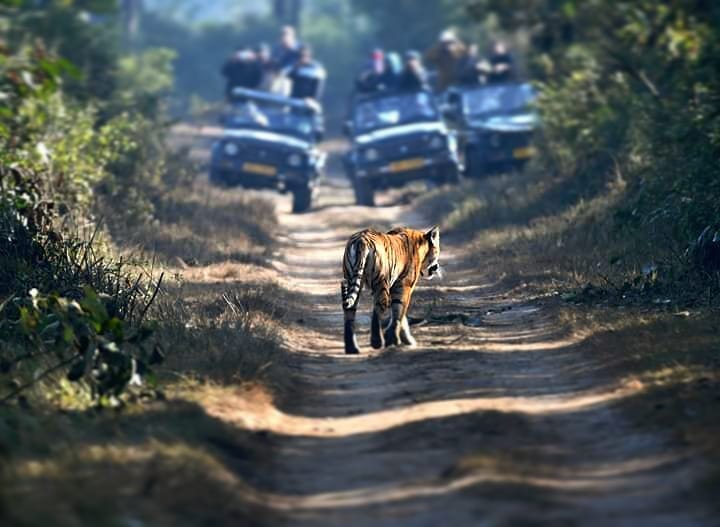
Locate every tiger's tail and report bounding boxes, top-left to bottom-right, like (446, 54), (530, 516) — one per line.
(342, 238), (370, 311)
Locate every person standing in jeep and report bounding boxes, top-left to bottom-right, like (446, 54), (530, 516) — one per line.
(272, 25), (302, 71)
(424, 29), (467, 92)
(285, 45), (327, 101)
(221, 46), (265, 99)
(486, 40), (516, 83)
(397, 51), (430, 92)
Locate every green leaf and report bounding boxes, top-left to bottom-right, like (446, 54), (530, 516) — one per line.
(103, 317), (124, 340)
(63, 324), (75, 344)
(79, 287), (108, 324)
(18, 307), (37, 333)
(149, 344), (165, 365)
(67, 360), (86, 382)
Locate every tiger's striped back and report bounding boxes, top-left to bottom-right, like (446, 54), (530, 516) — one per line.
(341, 226), (440, 354)
(341, 227), (438, 310)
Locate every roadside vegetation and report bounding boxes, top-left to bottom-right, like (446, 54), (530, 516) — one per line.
(421, 0), (720, 496)
(0, 2), (290, 523)
(428, 1), (720, 306)
(2, 0), (719, 523)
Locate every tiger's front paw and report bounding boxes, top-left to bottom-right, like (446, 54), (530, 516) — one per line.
(384, 326), (401, 347)
(370, 332), (384, 349)
(344, 321), (360, 355)
(345, 335), (360, 354)
(371, 312), (385, 349)
(400, 331), (417, 347)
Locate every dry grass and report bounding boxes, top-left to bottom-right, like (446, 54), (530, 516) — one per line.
(0, 274), (299, 526)
(154, 280), (294, 391)
(113, 180), (277, 268)
(0, 276), (292, 526)
(558, 305), (720, 501)
(0, 176), (295, 526)
(420, 164), (711, 304)
(423, 166), (720, 501)
(0, 402), (281, 526)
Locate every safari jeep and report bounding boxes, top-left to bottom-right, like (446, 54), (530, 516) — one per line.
(444, 82), (538, 178)
(343, 90), (461, 207)
(209, 88), (326, 213)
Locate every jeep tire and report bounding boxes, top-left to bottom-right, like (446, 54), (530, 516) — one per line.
(354, 178), (375, 207)
(292, 185), (313, 213)
(443, 165), (462, 185)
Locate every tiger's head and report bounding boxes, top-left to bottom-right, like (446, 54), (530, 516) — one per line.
(422, 226), (442, 280)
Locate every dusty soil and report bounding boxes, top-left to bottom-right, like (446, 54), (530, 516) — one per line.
(191, 159), (715, 526)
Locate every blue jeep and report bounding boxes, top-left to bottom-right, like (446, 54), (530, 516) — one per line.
(343, 91), (461, 206)
(209, 88), (326, 213)
(444, 82), (538, 178)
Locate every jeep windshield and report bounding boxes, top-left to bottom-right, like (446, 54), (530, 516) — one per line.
(225, 101), (316, 141)
(462, 83), (536, 119)
(353, 92), (439, 134)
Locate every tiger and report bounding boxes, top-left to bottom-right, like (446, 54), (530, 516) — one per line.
(340, 226), (441, 355)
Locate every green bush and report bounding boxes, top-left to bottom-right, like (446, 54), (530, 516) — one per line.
(468, 1), (720, 298)
(0, 4), (189, 404)
(0, 287), (162, 406)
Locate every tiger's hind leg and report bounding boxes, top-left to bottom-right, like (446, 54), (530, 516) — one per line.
(371, 287), (390, 349)
(385, 283), (413, 347)
(384, 299), (403, 347)
(370, 309), (384, 349)
(342, 281), (360, 355)
(400, 316), (417, 347)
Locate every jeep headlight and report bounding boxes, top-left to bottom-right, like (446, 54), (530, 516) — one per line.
(224, 142), (239, 156)
(429, 135), (445, 149)
(288, 153), (303, 167)
(364, 148), (379, 162)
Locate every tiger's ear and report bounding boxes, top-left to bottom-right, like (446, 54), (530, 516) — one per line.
(425, 226), (440, 245)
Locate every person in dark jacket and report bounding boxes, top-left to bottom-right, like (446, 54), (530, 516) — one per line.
(456, 44), (483, 86)
(356, 48), (388, 94)
(285, 45), (327, 101)
(424, 29), (467, 92)
(272, 25), (302, 71)
(383, 52), (403, 91)
(221, 46), (263, 99)
(397, 50), (429, 92)
(255, 42), (275, 91)
(487, 40), (515, 83)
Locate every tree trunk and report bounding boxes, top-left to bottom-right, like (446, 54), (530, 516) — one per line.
(274, 0), (286, 21)
(290, 0), (302, 28)
(122, 0), (143, 44)
(274, 0), (303, 31)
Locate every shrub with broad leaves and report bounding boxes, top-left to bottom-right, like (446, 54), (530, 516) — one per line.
(0, 287), (163, 406)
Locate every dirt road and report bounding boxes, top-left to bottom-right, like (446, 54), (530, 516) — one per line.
(177, 127), (713, 525)
(192, 157), (713, 526)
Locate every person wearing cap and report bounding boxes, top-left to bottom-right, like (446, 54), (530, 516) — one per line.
(272, 25), (302, 72)
(383, 52), (403, 91)
(356, 48), (388, 94)
(486, 40), (516, 83)
(456, 44), (484, 86)
(397, 50), (430, 92)
(255, 43), (275, 91)
(424, 29), (467, 91)
(221, 45), (264, 100)
(285, 44), (327, 101)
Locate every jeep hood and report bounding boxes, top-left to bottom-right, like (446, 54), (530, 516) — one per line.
(355, 122), (447, 145)
(222, 128), (311, 150)
(469, 113), (538, 133)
